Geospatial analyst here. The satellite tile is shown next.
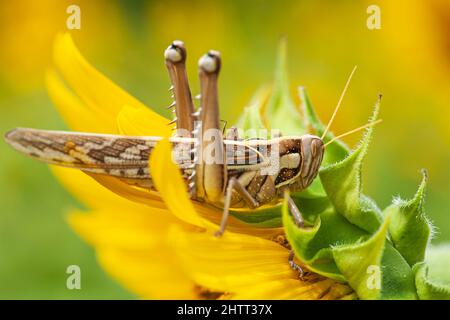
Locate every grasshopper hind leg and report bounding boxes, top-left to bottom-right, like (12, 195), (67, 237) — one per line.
(214, 177), (259, 237)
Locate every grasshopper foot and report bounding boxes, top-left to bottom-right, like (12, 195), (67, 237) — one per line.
(288, 250), (305, 279)
(214, 229), (224, 238)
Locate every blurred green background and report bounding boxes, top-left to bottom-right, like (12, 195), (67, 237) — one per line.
(1, 0), (450, 299)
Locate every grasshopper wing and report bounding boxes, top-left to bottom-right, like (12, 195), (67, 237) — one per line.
(5, 128), (160, 182)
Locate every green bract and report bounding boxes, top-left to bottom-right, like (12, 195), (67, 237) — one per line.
(264, 38), (306, 136)
(231, 41), (450, 300)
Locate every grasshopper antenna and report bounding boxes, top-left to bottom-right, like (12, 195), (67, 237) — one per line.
(321, 65), (358, 140)
(323, 119), (382, 148)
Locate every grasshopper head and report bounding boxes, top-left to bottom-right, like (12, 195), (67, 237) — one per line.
(298, 134), (324, 189)
(276, 135), (324, 190)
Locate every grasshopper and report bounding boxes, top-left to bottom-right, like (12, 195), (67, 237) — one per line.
(5, 41), (381, 243)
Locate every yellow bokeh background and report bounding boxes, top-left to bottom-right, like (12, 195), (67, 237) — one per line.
(0, 0), (449, 298)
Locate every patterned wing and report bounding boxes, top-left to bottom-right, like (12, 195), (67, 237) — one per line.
(5, 128), (159, 181)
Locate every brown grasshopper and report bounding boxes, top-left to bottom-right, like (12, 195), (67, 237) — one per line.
(5, 41), (381, 242)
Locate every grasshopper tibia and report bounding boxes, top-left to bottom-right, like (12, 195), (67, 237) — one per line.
(214, 177), (259, 237)
(287, 196), (305, 228)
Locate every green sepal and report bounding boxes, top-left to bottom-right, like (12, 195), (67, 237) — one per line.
(319, 99), (383, 233)
(414, 262), (450, 300)
(413, 244), (450, 300)
(331, 214), (390, 299)
(264, 38), (305, 135)
(229, 178), (326, 228)
(284, 196), (417, 299)
(230, 42), (448, 300)
(378, 243), (418, 299)
(299, 86), (349, 165)
(235, 86), (270, 139)
(333, 213), (417, 300)
(283, 194), (369, 281)
(385, 170), (432, 266)
(282, 198), (346, 281)
(424, 244), (450, 286)
(229, 205), (282, 228)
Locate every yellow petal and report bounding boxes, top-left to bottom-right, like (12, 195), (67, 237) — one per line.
(45, 69), (112, 133)
(150, 139), (205, 228)
(85, 172), (165, 209)
(230, 279), (336, 300)
(69, 209), (198, 299)
(68, 207), (180, 250)
(52, 32), (168, 134)
(52, 33), (116, 129)
(320, 282), (355, 300)
(52, 166), (141, 210)
(171, 226), (354, 300)
(117, 104), (173, 137)
(171, 227), (295, 291)
(97, 248), (197, 299)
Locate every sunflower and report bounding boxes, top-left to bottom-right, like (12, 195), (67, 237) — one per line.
(44, 32), (354, 300)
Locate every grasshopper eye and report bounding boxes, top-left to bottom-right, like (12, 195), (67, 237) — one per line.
(164, 40), (185, 63)
(199, 50), (221, 73)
